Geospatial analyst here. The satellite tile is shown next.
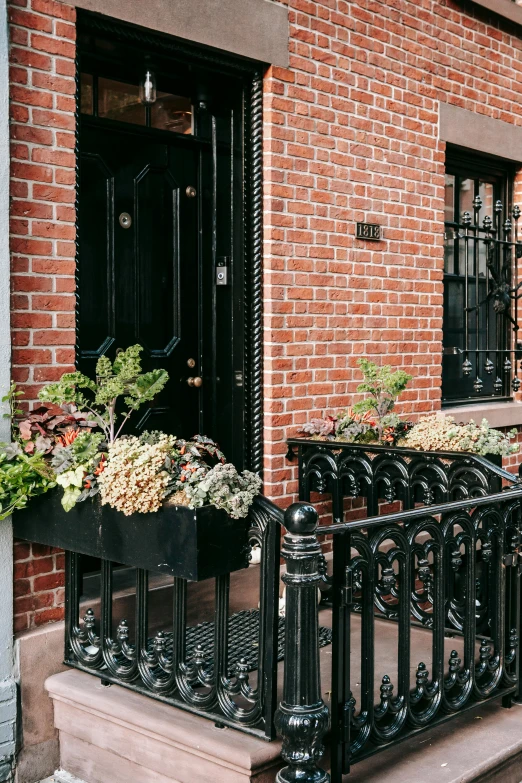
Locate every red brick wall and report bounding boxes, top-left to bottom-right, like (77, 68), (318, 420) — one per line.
(8, 0), (522, 630)
(14, 542), (64, 632)
(9, 0), (76, 631)
(263, 0), (522, 504)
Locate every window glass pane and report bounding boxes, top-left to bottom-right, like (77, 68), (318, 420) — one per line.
(477, 235), (488, 277)
(151, 93), (192, 134)
(478, 180), (495, 226)
(98, 78), (146, 126)
(459, 177), (474, 219)
(80, 73), (93, 115)
(444, 174), (455, 223)
(444, 231), (455, 274)
(458, 235), (468, 277)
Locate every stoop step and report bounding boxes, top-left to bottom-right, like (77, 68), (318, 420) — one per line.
(45, 670), (522, 783)
(345, 699), (522, 783)
(45, 669), (283, 783)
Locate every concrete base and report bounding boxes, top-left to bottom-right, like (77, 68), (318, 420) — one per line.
(45, 670), (283, 783)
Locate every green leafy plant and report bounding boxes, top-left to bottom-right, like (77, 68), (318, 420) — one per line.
(38, 345), (169, 444)
(0, 444), (56, 520)
(352, 358), (412, 439)
(2, 382), (23, 431)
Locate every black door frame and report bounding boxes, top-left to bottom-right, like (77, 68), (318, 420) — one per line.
(74, 11), (264, 474)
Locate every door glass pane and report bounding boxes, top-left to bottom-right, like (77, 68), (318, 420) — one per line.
(151, 93), (192, 134)
(98, 78), (145, 126)
(445, 174), (455, 223)
(80, 73), (93, 115)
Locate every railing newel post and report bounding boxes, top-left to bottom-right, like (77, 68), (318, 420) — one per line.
(275, 502), (330, 783)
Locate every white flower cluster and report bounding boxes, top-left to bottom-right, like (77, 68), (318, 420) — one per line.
(400, 414), (518, 456)
(98, 433), (175, 515)
(182, 462), (262, 519)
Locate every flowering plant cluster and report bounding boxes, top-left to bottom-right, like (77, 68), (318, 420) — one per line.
(98, 433), (175, 515)
(95, 431), (261, 518)
(0, 347), (261, 520)
(399, 415), (519, 457)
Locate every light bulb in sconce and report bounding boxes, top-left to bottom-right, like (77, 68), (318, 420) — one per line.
(140, 69), (157, 105)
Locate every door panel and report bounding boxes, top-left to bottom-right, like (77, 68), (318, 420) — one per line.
(79, 124), (200, 439)
(135, 166), (180, 357)
(78, 152), (114, 357)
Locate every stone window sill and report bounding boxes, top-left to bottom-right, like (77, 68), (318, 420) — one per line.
(469, 0), (522, 26)
(443, 401), (522, 429)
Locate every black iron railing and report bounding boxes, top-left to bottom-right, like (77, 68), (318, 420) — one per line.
(276, 442), (522, 783)
(64, 495), (283, 739)
(286, 438), (509, 516)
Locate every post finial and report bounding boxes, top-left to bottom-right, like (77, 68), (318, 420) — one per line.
(284, 502), (318, 535)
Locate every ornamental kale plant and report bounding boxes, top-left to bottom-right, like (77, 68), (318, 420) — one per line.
(180, 462), (262, 519)
(38, 345), (169, 444)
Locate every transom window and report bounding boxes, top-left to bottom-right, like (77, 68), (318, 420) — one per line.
(80, 72), (193, 135)
(442, 153), (521, 405)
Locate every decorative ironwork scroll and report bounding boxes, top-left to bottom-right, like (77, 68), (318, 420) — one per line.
(327, 487), (522, 782)
(64, 495), (283, 739)
(287, 438), (511, 520)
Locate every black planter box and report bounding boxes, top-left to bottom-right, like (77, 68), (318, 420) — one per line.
(13, 491), (250, 581)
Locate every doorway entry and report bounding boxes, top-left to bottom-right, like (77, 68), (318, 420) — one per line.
(76, 14), (264, 471)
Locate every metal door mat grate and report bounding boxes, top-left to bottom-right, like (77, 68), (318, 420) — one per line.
(148, 608), (332, 675)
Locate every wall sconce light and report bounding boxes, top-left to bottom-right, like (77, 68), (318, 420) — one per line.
(139, 67), (157, 105)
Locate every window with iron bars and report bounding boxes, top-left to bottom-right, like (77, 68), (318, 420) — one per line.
(442, 152), (522, 405)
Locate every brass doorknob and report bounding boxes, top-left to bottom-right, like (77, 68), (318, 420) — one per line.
(187, 376), (203, 387)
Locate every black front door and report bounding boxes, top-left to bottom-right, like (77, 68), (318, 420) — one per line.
(79, 124), (201, 437)
(77, 18), (264, 469)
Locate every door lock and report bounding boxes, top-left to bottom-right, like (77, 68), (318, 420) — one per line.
(186, 186), (197, 198)
(216, 267), (228, 285)
(119, 212), (132, 229)
(187, 376), (203, 388)
(216, 256), (230, 286)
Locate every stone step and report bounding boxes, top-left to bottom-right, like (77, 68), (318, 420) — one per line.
(45, 670), (283, 783)
(45, 668), (522, 783)
(345, 700), (522, 783)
